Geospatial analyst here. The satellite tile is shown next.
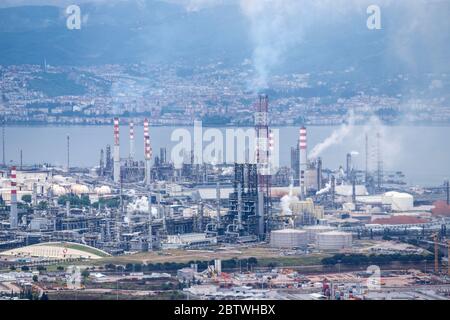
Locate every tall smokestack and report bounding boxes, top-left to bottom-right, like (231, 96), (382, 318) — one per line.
(148, 189), (153, 251)
(255, 94), (270, 238)
(346, 153), (352, 180)
(10, 166), (18, 229)
(317, 157), (323, 191)
(352, 172), (356, 204)
(113, 118), (120, 183)
(331, 175), (336, 208)
(299, 127), (307, 199)
(99, 149), (104, 176)
(66, 135), (70, 172)
(2, 123), (6, 167)
(129, 121), (135, 160)
(144, 118), (152, 186)
(32, 182), (37, 206)
(216, 181), (221, 225)
(269, 129), (274, 171)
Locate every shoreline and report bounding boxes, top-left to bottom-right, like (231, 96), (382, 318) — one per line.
(3, 122), (450, 128)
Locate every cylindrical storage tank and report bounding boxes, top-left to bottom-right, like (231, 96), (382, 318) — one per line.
(303, 225), (336, 243)
(270, 229), (308, 249)
(316, 231), (352, 250)
(391, 193), (413, 211)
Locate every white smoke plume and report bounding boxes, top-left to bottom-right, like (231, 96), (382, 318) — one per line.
(280, 181), (298, 215)
(238, 0), (448, 90)
(316, 182), (331, 195)
(240, 0), (305, 91)
(310, 112), (404, 171)
(309, 111), (356, 159)
(127, 196), (158, 217)
(238, 0), (380, 91)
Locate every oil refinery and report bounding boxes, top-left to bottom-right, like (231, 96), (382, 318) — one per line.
(0, 95), (450, 302)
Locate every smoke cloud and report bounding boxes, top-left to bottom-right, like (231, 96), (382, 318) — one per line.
(309, 111), (356, 159)
(240, 0), (305, 91)
(238, 0), (449, 90)
(309, 112), (404, 172)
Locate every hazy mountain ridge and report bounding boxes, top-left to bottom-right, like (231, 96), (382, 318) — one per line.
(0, 0), (448, 79)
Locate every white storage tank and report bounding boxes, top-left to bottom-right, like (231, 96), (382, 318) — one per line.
(51, 184), (67, 196)
(316, 231), (352, 250)
(71, 184), (89, 195)
(270, 229), (308, 248)
(95, 185), (112, 195)
(382, 192), (414, 212)
(302, 225), (337, 243)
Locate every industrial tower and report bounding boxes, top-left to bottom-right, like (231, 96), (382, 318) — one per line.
(129, 121), (135, 160)
(113, 118), (121, 183)
(299, 127), (308, 199)
(144, 118), (152, 186)
(10, 166), (18, 229)
(254, 95), (271, 238)
(66, 134), (70, 172)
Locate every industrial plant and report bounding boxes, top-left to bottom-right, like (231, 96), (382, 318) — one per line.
(0, 95), (449, 301)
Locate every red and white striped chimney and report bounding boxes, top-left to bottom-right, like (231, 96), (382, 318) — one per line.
(113, 118), (120, 183)
(268, 129), (275, 173)
(299, 127), (307, 199)
(10, 166), (18, 229)
(129, 121), (135, 160)
(144, 119), (152, 186)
